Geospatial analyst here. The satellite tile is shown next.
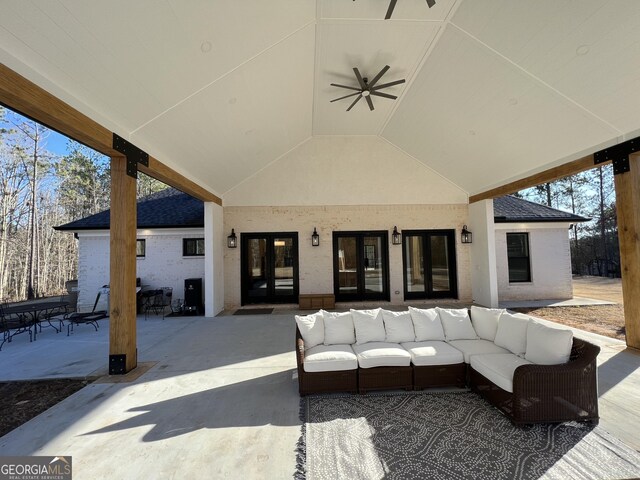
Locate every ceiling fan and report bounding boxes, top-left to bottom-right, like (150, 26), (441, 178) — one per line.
(352, 0), (436, 20)
(330, 65), (406, 112)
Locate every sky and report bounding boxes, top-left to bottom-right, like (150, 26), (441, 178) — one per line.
(3, 108), (74, 156)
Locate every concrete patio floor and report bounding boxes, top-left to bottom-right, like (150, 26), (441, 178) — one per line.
(0, 311), (639, 479)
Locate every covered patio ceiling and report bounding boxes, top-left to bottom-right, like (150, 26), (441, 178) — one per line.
(1, 0), (639, 198)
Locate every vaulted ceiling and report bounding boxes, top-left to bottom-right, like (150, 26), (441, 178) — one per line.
(1, 0), (639, 199)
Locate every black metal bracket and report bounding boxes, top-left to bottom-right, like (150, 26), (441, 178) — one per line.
(109, 354), (127, 375)
(113, 133), (149, 179)
(593, 136), (640, 175)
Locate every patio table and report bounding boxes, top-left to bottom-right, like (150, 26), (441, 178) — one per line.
(2, 301), (69, 341)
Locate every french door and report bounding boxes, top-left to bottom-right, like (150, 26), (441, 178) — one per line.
(402, 230), (458, 299)
(333, 231), (390, 302)
(241, 233), (299, 305)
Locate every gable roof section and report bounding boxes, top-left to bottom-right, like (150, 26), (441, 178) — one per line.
(493, 196), (589, 224)
(55, 188), (203, 231)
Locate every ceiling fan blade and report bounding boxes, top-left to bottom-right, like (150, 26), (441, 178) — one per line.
(353, 68), (366, 89)
(385, 0), (397, 19)
(365, 95), (375, 111)
(426, 0), (436, 8)
(331, 83), (361, 92)
(368, 65), (390, 89)
(346, 94), (363, 111)
(370, 91), (397, 100)
(330, 91), (361, 103)
(371, 78), (406, 91)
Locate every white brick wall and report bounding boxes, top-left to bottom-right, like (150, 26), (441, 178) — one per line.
(76, 229), (205, 312)
(495, 225), (573, 301)
(224, 204), (472, 309)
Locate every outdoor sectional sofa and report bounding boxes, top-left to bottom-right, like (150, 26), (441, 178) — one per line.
(295, 306), (600, 425)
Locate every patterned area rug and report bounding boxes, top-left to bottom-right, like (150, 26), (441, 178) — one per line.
(297, 392), (640, 480)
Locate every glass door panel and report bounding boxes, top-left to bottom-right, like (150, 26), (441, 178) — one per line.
(363, 236), (383, 293)
(241, 233), (298, 305)
(430, 235), (451, 292)
(247, 238), (267, 300)
(337, 237), (358, 295)
(273, 237), (294, 296)
(333, 231), (389, 302)
(402, 230), (457, 299)
(404, 235), (425, 293)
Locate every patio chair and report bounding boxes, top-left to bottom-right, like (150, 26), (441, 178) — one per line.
(0, 301), (34, 350)
(144, 287), (172, 320)
(65, 290), (107, 336)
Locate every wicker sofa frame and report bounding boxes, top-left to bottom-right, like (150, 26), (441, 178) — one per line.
(469, 337), (600, 425)
(296, 328), (600, 425)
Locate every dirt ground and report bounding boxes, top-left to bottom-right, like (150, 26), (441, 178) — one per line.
(0, 379), (88, 437)
(513, 275), (625, 341)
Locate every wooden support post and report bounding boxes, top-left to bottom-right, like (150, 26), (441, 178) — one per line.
(614, 153), (640, 350)
(109, 156), (138, 373)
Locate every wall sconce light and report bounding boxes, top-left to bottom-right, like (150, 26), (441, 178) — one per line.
(392, 226), (401, 245)
(311, 227), (320, 246)
(227, 228), (237, 248)
(461, 225), (472, 244)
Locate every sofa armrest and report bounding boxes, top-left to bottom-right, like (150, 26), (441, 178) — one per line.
(511, 338), (600, 423)
(295, 327), (305, 369)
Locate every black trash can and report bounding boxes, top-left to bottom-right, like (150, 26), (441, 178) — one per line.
(184, 278), (203, 315)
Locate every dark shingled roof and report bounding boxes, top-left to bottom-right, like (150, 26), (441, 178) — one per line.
(493, 195), (590, 223)
(55, 188), (203, 231)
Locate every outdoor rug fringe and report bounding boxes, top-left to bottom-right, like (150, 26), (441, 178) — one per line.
(298, 391), (640, 480)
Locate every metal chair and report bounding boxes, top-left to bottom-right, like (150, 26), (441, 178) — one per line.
(0, 301), (33, 350)
(144, 287), (172, 319)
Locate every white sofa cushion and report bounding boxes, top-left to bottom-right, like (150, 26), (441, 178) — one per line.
(448, 339), (510, 363)
(436, 307), (478, 341)
(409, 307), (445, 341)
(402, 341), (464, 366)
(351, 308), (386, 345)
(470, 306), (505, 341)
(381, 310), (415, 343)
(494, 312), (531, 356)
(470, 353), (532, 393)
(303, 344), (358, 373)
(525, 321), (573, 365)
(295, 311), (324, 349)
(352, 342), (411, 369)
(322, 310), (355, 345)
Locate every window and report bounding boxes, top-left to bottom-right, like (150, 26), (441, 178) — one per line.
(183, 238), (205, 256)
(507, 233), (531, 282)
(136, 239), (146, 258)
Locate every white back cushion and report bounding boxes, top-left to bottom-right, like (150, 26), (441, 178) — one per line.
(470, 306), (505, 341)
(351, 309), (386, 345)
(295, 311), (324, 349)
(494, 312), (530, 356)
(409, 307), (445, 341)
(381, 310), (415, 343)
(436, 307), (478, 341)
(525, 321), (573, 365)
(323, 310), (355, 345)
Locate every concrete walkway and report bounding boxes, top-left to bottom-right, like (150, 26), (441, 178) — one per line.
(0, 311), (638, 479)
(0, 314), (301, 479)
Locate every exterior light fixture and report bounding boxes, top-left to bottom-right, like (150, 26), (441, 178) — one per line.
(312, 227), (320, 246)
(227, 229), (237, 248)
(461, 225), (472, 244)
(392, 226), (401, 245)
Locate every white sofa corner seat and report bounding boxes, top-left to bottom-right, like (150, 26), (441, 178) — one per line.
(470, 353), (532, 393)
(447, 339), (509, 363)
